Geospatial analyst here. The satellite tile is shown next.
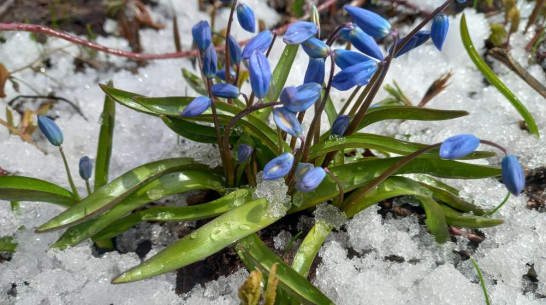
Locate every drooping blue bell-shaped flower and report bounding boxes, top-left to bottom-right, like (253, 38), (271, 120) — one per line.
(501, 155), (525, 195)
(273, 107), (303, 137)
(344, 5), (391, 38)
(280, 82), (322, 112)
(331, 115), (350, 136)
(296, 167), (326, 192)
(212, 83), (240, 98)
(236, 3), (256, 33)
(390, 31), (430, 58)
(304, 58), (325, 85)
(79, 156), (93, 180)
(263, 152), (294, 180)
(237, 144), (253, 163)
(347, 26), (383, 60)
(439, 134), (480, 159)
(227, 34), (242, 64)
(431, 14), (449, 51)
(302, 38), (330, 58)
(192, 21), (212, 52)
(216, 68), (236, 81)
(242, 30), (273, 59)
(333, 49), (374, 69)
(249, 51), (271, 99)
(283, 21), (318, 45)
(180, 96), (212, 117)
(295, 163), (314, 179)
(37, 114), (63, 146)
(202, 44), (218, 79)
(332, 60), (378, 91)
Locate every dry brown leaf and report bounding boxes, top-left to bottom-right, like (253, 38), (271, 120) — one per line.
(0, 62), (10, 98)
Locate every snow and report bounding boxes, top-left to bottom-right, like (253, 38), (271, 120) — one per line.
(1, 0), (546, 304)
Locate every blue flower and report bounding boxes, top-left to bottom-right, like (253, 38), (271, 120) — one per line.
(180, 96), (212, 117)
(501, 155), (525, 195)
(216, 68), (235, 81)
(280, 82), (322, 112)
(273, 107), (302, 137)
(296, 167), (326, 192)
(332, 60), (378, 91)
(79, 156), (93, 180)
(202, 44), (217, 79)
(263, 152), (294, 180)
(192, 21), (212, 51)
(237, 144), (253, 163)
(331, 115), (350, 136)
(236, 3), (255, 33)
(283, 21), (318, 45)
(212, 83), (240, 98)
(390, 31), (430, 58)
(431, 14), (449, 51)
(439, 134), (480, 159)
(302, 38), (330, 58)
(249, 51), (271, 99)
(227, 35), (242, 64)
(344, 5), (391, 38)
(295, 163), (314, 179)
(333, 49), (373, 69)
(242, 30), (273, 59)
(37, 114), (63, 146)
(347, 26), (383, 60)
(304, 58), (325, 85)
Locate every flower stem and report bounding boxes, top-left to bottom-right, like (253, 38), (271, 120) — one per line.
(479, 139), (508, 155)
(487, 192), (510, 216)
(85, 180), (92, 196)
(205, 78), (228, 180)
(59, 146), (81, 201)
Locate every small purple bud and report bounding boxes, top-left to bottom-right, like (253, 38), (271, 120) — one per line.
(192, 21), (212, 52)
(333, 49), (373, 70)
(263, 152), (294, 180)
(296, 167), (326, 192)
(202, 44), (218, 79)
(439, 134), (480, 159)
(273, 107), (302, 137)
(79, 156), (93, 180)
(302, 38), (330, 58)
(331, 115), (350, 136)
(283, 21), (318, 45)
(295, 163), (314, 180)
(304, 58), (325, 85)
(332, 60), (378, 91)
(237, 144), (253, 163)
(242, 31), (273, 59)
(216, 68), (236, 81)
(390, 31), (430, 58)
(180, 96), (212, 117)
(249, 51), (271, 99)
(431, 14), (449, 51)
(280, 82), (322, 112)
(501, 155), (525, 196)
(37, 114), (63, 146)
(344, 6), (391, 38)
(212, 83), (240, 98)
(349, 26), (383, 60)
(236, 3), (256, 33)
(227, 35), (242, 64)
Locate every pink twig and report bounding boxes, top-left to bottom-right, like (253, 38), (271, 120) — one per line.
(0, 0), (337, 61)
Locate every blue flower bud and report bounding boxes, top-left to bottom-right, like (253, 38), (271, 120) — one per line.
(439, 134), (480, 159)
(237, 144), (253, 163)
(344, 5), (391, 38)
(236, 3), (256, 33)
(227, 35), (242, 64)
(280, 82), (322, 112)
(333, 49), (373, 69)
(390, 31), (430, 58)
(295, 163), (314, 179)
(331, 115), (350, 136)
(332, 60), (378, 91)
(304, 58), (325, 85)
(296, 167), (326, 192)
(338, 27), (352, 40)
(431, 14), (449, 51)
(501, 155), (525, 196)
(242, 30), (273, 59)
(249, 51), (271, 99)
(79, 156), (93, 180)
(192, 21), (212, 52)
(283, 21), (318, 45)
(212, 83), (240, 98)
(216, 68), (236, 81)
(180, 96), (212, 117)
(37, 114), (63, 146)
(302, 38), (330, 58)
(263, 152), (294, 180)
(202, 44), (218, 79)
(349, 26), (383, 60)
(273, 107), (302, 137)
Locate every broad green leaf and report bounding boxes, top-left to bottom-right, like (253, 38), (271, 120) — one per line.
(181, 68), (208, 96)
(51, 170), (224, 249)
(0, 176), (77, 208)
(415, 195), (450, 243)
(36, 158), (208, 232)
(161, 115), (237, 144)
(419, 182), (486, 215)
(238, 234), (334, 305)
(358, 106), (468, 129)
(112, 198), (278, 283)
(93, 189), (253, 240)
(99, 84), (150, 114)
(440, 205), (504, 228)
(292, 221), (332, 277)
(94, 80), (116, 189)
(0, 236), (17, 252)
(461, 13), (538, 136)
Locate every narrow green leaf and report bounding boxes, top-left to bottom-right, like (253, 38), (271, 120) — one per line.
(161, 115), (238, 144)
(440, 205), (504, 228)
(460, 13), (538, 136)
(181, 68), (208, 96)
(0, 236), (17, 252)
(99, 84), (150, 114)
(415, 195), (450, 243)
(358, 106), (468, 129)
(292, 221), (332, 277)
(324, 93), (338, 126)
(0, 176), (77, 208)
(419, 182), (486, 215)
(238, 234), (334, 305)
(94, 80), (116, 189)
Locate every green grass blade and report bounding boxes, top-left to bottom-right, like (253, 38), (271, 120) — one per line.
(0, 176), (77, 208)
(94, 80), (116, 189)
(460, 13), (538, 136)
(112, 198), (279, 283)
(470, 257), (491, 305)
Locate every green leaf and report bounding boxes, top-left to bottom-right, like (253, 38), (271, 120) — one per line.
(419, 182), (486, 215)
(0, 176), (77, 208)
(238, 234), (334, 305)
(99, 84), (151, 114)
(292, 221), (332, 277)
(36, 158), (209, 232)
(324, 93), (338, 126)
(161, 115), (238, 144)
(358, 106), (468, 130)
(94, 80), (116, 190)
(440, 205), (504, 228)
(0, 236), (18, 252)
(51, 170), (224, 249)
(461, 13), (538, 136)
(112, 198), (279, 283)
(415, 195), (450, 243)
(181, 68), (208, 96)
(93, 189), (253, 240)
